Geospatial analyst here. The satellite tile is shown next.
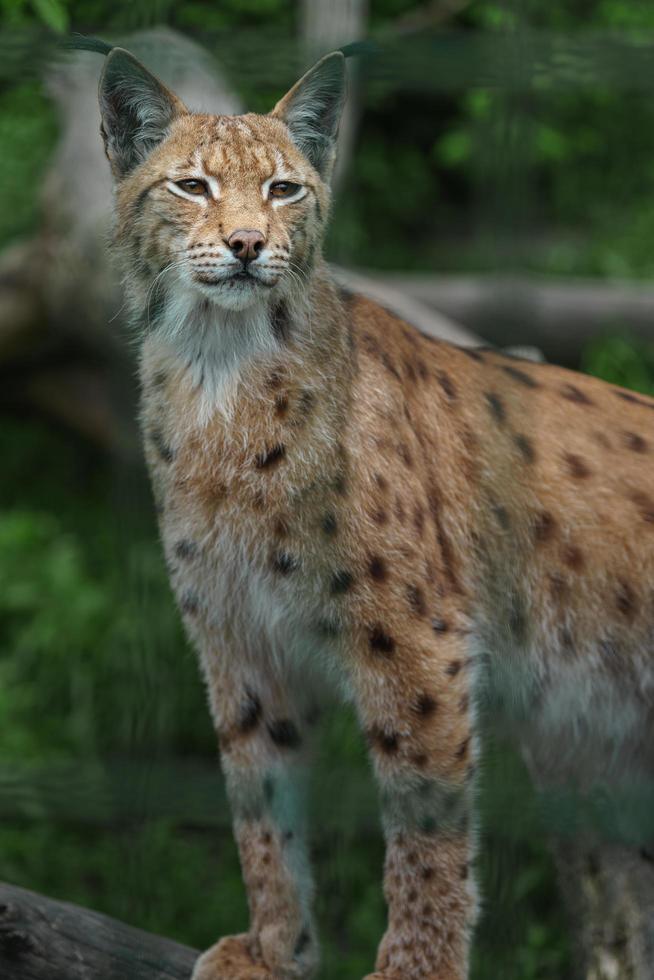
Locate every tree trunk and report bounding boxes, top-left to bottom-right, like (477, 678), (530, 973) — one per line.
(0, 880), (198, 979)
(300, 0), (368, 185)
(377, 272), (654, 366)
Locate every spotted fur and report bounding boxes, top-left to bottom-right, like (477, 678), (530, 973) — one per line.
(99, 45), (654, 980)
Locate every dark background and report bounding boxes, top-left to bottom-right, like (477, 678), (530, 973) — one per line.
(1, 1), (654, 977)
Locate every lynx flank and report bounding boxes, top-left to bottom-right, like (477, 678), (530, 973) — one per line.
(97, 44), (654, 979)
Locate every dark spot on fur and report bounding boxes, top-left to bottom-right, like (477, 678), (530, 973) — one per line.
(315, 617), (341, 639)
(263, 775), (275, 803)
(514, 433), (536, 463)
(270, 302), (291, 342)
(438, 372), (457, 401)
(239, 691), (262, 733)
(333, 472), (348, 495)
(174, 540), (197, 561)
(180, 591), (199, 615)
(374, 472), (388, 491)
(368, 726), (400, 754)
(421, 816), (438, 834)
(493, 503), (511, 529)
(368, 625), (396, 655)
(461, 347), (485, 362)
(398, 443), (413, 468)
(331, 570), (354, 595)
(404, 358), (417, 382)
(616, 580), (637, 618)
(561, 384), (593, 405)
(407, 584), (427, 616)
(275, 394), (289, 417)
(150, 428), (174, 463)
(265, 371), (283, 390)
(415, 693), (438, 718)
(623, 431), (648, 453)
(484, 392), (506, 424)
(380, 351), (402, 381)
(456, 737), (470, 760)
(509, 594), (528, 641)
(501, 365), (540, 388)
(271, 551), (298, 575)
(411, 752), (429, 768)
(564, 453), (591, 479)
(268, 719), (302, 749)
(413, 504), (425, 534)
(614, 389), (654, 410)
(369, 555), (387, 581)
(417, 359), (429, 380)
(563, 544), (584, 570)
(294, 929), (311, 958)
(431, 618), (449, 634)
(446, 661), (462, 677)
(322, 512), (337, 536)
(256, 444), (286, 469)
(534, 510), (556, 542)
(427, 487), (441, 522)
(371, 507), (388, 525)
(292, 390), (315, 426)
(273, 516), (289, 538)
(629, 490), (654, 523)
(560, 626), (574, 649)
(422, 866), (434, 881)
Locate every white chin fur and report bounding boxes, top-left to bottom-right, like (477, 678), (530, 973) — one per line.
(150, 284), (283, 421)
(194, 277), (268, 312)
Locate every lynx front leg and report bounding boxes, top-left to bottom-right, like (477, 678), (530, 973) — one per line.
(192, 654), (317, 980)
(352, 631), (479, 980)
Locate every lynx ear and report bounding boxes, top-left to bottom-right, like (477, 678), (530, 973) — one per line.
(271, 51), (346, 179)
(98, 47), (187, 179)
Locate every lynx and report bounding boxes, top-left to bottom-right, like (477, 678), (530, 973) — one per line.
(96, 42), (654, 979)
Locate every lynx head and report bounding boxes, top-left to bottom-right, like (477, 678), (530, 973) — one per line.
(98, 48), (346, 319)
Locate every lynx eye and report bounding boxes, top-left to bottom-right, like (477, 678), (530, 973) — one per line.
(175, 179), (208, 196)
(269, 181), (302, 199)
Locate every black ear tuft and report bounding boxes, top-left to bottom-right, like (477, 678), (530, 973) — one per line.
(271, 52), (346, 180)
(98, 48), (187, 179)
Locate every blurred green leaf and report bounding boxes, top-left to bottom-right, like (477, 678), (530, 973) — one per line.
(31, 0), (69, 32)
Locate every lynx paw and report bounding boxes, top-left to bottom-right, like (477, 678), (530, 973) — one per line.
(191, 935), (273, 980)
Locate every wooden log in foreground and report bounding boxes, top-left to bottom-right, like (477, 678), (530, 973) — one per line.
(0, 881), (198, 980)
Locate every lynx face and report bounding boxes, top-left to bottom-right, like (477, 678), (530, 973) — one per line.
(118, 114), (329, 312)
(100, 47), (344, 314)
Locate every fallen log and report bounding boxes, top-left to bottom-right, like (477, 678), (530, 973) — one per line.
(0, 880), (198, 980)
(378, 272), (654, 365)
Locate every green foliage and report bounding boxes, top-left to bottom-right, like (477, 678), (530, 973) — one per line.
(582, 334), (654, 392)
(1, 0), (70, 32)
(0, 83), (57, 247)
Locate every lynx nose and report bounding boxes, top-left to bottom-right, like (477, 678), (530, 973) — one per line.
(227, 229), (265, 264)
